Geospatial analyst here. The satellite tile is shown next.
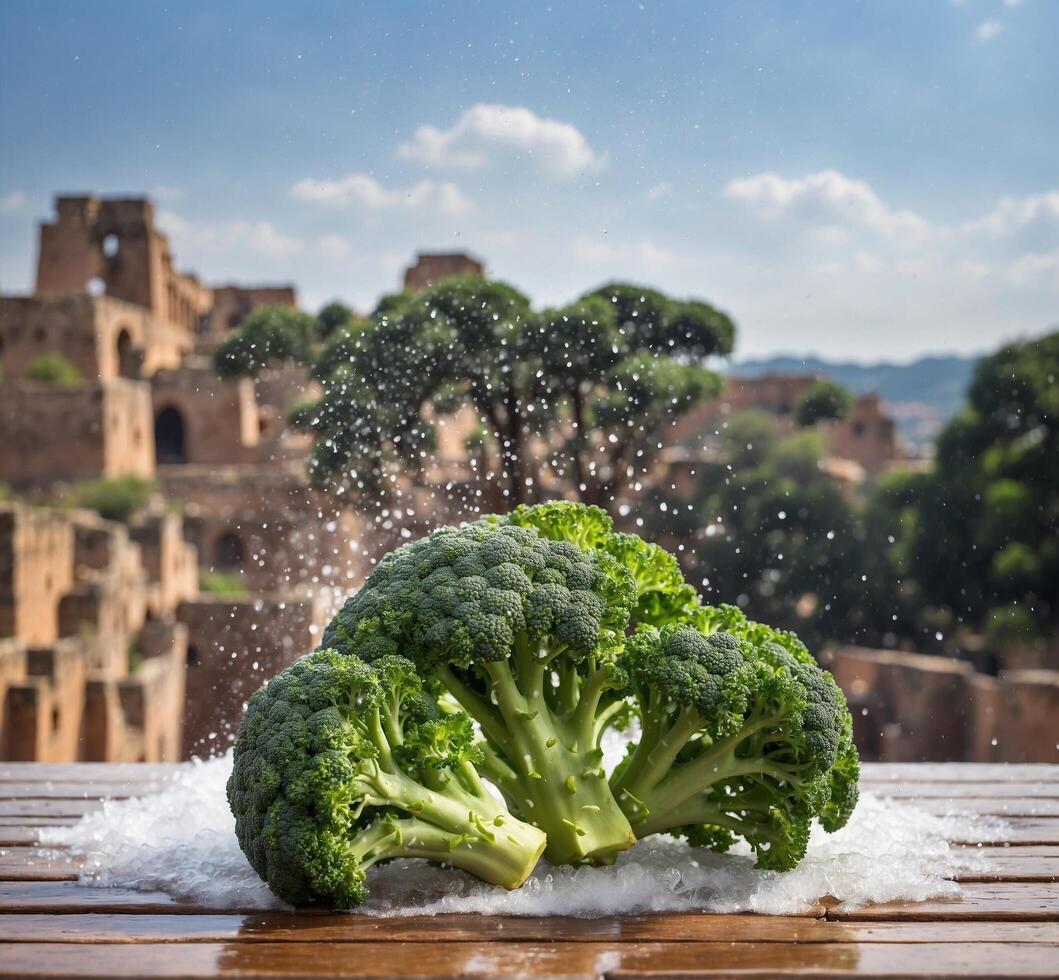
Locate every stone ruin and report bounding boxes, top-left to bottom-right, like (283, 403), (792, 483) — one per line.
(0, 194), (368, 760)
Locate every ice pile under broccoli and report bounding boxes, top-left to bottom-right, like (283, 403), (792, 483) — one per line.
(229, 501), (860, 907)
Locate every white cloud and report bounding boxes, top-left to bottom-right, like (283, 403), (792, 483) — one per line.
(962, 190), (1059, 239)
(646, 182), (672, 201)
(570, 236), (680, 272)
(398, 103), (607, 178)
(976, 19), (1003, 41)
(1, 192), (26, 214)
(158, 211), (303, 259)
(724, 169), (930, 239)
(318, 234), (352, 260)
(1002, 0), (1023, 8)
(291, 173), (472, 217)
(1008, 250), (1059, 290)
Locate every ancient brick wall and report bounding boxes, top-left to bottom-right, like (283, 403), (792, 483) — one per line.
(0, 294), (188, 385)
(81, 620), (187, 762)
(0, 504), (75, 644)
(667, 374), (902, 476)
(159, 465), (369, 592)
(403, 252), (485, 292)
(968, 671), (1059, 763)
(176, 593), (328, 757)
(150, 361), (259, 467)
(0, 639), (27, 756)
(128, 511), (198, 618)
(4, 640), (88, 762)
(0, 381), (154, 488)
(34, 195), (211, 335)
(824, 394), (899, 475)
(828, 646), (1059, 763)
(0, 503), (191, 762)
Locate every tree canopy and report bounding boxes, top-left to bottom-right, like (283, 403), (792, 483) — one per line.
(907, 330), (1059, 641)
(216, 276), (735, 515)
(795, 379), (853, 427)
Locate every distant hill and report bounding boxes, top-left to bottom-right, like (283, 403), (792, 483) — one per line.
(730, 354), (979, 447)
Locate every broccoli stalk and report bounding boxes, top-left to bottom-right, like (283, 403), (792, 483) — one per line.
(611, 621), (859, 871)
(436, 632), (634, 866)
(227, 650), (546, 907)
(322, 522), (639, 866)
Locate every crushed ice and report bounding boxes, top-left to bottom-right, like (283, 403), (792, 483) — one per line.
(39, 752), (1006, 916)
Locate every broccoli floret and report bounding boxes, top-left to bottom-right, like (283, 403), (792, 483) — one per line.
(226, 649), (547, 907)
(611, 620), (859, 871)
(322, 521), (639, 866)
(503, 501), (699, 627)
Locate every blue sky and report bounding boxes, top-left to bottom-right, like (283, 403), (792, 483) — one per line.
(1, 0), (1057, 361)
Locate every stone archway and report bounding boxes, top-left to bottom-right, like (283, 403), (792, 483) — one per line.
(214, 531), (245, 570)
(154, 405), (186, 464)
(115, 328), (137, 378)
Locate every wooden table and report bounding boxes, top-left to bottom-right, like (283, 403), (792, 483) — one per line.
(0, 763), (1056, 978)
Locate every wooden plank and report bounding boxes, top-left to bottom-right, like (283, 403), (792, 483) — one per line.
(0, 799), (104, 818)
(869, 783), (1059, 800)
(0, 882), (206, 914)
(948, 847), (1059, 883)
(0, 941), (1056, 977)
(0, 828), (46, 846)
(0, 782), (164, 800)
(829, 882), (1059, 921)
(903, 798), (1059, 818)
(1, 913), (1059, 945)
(0, 848), (80, 880)
(862, 764), (1059, 783)
(952, 818), (1059, 846)
(0, 764), (178, 783)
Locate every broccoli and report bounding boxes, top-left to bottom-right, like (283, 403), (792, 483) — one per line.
(502, 501), (700, 628)
(319, 502), (861, 876)
(610, 614), (860, 871)
(321, 521), (639, 866)
(226, 649), (547, 907)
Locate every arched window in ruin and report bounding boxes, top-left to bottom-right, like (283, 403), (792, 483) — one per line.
(115, 328), (137, 379)
(214, 531), (245, 570)
(154, 405), (186, 465)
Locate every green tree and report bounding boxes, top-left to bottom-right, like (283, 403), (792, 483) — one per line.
(24, 353), (82, 385)
(315, 301), (356, 339)
(213, 307), (317, 378)
(908, 331), (1059, 638)
(642, 411), (891, 648)
(795, 379), (853, 427)
(224, 276), (735, 513)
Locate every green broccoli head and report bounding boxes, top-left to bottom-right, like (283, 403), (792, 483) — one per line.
(227, 649), (546, 907)
(501, 501), (699, 628)
(323, 522), (633, 670)
(620, 626), (749, 732)
(611, 617), (859, 872)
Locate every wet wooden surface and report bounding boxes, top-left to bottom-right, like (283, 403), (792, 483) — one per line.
(0, 764), (1056, 977)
